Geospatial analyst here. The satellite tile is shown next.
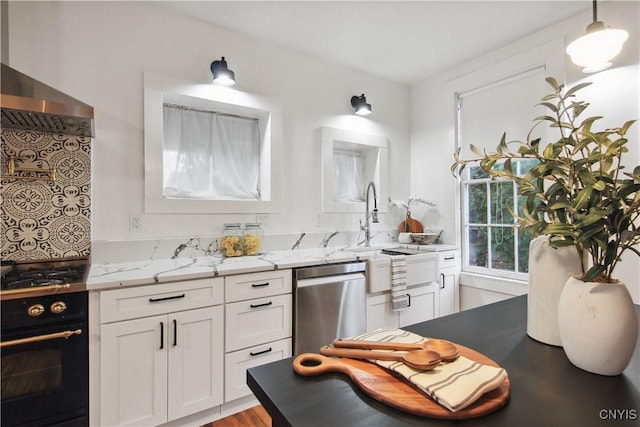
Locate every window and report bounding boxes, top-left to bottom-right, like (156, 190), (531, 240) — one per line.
(456, 67), (547, 280)
(162, 104), (260, 200)
(144, 72), (283, 214)
(461, 160), (539, 278)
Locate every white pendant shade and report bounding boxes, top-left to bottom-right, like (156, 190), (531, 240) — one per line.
(566, 26), (629, 73)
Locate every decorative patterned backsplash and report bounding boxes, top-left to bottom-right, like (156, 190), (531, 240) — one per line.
(1, 129), (91, 261)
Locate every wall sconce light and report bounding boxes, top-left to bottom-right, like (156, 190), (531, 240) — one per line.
(210, 56), (236, 86)
(350, 94), (372, 116)
(566, 0), (628, 73)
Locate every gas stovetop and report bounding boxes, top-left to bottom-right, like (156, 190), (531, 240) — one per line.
(1, 258), (89, 300)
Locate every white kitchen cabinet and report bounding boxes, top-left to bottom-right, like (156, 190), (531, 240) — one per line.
(366, 249), (460, 329)
(366, 252), (440, 330)
(99, 278), (224, 427)
(437, 250), (461, 316)
(167, 307), (224, 420)
(224, 269), (292, 402)
(100, 315), (167, 427)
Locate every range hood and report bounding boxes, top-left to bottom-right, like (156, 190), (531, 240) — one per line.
(1, 63), (94, 137)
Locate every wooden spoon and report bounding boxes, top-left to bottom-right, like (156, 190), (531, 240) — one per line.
(333, 338), (459, 362)
(320, 345), (441, 371)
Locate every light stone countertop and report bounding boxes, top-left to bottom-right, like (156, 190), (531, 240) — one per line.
(87, 243), (459, 291)
(87, 246), (382, 291)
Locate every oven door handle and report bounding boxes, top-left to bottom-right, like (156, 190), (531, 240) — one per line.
(0, 329), (82, 348)
(1, 283), (72, 298)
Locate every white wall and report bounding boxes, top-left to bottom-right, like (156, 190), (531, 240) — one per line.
(410, 1), (640, 303)
(6, 1), (411, 245)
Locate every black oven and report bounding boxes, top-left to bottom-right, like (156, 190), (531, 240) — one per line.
(1, 259), (89, 427)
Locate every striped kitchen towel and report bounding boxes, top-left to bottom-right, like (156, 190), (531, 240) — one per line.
(390, 255), (409, 311)
(348, 328), (508, 412)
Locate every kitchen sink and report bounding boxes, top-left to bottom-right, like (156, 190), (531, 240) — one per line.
(343, 244), (399, 253)
(379, 247), (425, 256)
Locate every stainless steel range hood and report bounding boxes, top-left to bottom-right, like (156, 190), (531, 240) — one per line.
(1, 63), (94, 137)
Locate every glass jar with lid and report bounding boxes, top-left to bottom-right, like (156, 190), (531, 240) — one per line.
(221, 223), (244, 257)
(243, 223), (263, 255)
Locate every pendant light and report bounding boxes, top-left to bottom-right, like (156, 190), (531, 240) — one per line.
(350, 94), (372, 116)
(566, 0), (628, 73)
(210, 57), (236, 86)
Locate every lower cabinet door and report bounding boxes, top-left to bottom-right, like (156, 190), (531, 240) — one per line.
(224, 338), (292, 402)
(366, 293), (399, 330)
(168, 306), (224, 421)
(101, 315), (168, 427)
(439, 271), (457, 317)
(399, 283), (439, 327)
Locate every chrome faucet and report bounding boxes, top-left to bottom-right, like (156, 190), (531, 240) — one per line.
(360, 181), (379, 247)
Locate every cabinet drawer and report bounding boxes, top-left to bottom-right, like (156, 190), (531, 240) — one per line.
(224, 338), (291, 402)
(439, 251), (461, 269)
(407, 256), (437, 285)
(225, 269), (292, 302)
(225, 294), (292, 352)
(100, 278), (224, 323)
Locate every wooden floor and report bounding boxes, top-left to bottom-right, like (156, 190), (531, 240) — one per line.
(202, 405), (271, 427)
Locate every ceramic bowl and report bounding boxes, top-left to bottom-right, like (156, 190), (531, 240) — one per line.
(398, 232), (413, 243)
(411, 232), (439, 245)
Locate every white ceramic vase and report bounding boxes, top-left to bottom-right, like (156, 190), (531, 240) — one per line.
(558, 276), (639, 376)
(527, 236), (583, 346)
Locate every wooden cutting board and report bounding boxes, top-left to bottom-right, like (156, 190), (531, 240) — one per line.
(398, 213), (423, 233)
(293, 344), (510, 420)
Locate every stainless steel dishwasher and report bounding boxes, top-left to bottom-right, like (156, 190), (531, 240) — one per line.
(293, 262), (367, 355)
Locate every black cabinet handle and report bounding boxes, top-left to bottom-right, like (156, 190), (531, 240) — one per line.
(250, 347), (272, 356)
(250, 301), (273, 308)
(149, 294), (186, 303)
(252, 282), (270, 288)
(441, 273), (445, 289)
(444, 256), (455, 261)
(160, 322), (164, 349)
(173, 319), (177, 347)
(406, 293), (411, 307)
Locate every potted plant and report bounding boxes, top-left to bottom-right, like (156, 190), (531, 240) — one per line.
(451, 77), (639, 375)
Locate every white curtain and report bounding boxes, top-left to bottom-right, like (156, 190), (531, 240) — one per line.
(333, 148), (366, 202)
(163, 104), (260, 199)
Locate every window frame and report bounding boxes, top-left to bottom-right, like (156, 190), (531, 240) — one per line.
(460, 162), (533, 281)
(446, 38), (565, 286)
(143, 72), (283, 214)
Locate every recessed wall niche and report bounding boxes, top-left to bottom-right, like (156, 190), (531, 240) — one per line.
(319, 126), (388, 214)
(143, 72), (283, 214)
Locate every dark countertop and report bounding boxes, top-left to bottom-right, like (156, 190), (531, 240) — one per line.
(247, 295), (640, 427)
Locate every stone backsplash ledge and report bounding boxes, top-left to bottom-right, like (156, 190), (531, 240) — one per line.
(91, 229), (399, 264)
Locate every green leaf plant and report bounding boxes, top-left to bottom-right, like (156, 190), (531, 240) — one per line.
(451, 77), (639, 283)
